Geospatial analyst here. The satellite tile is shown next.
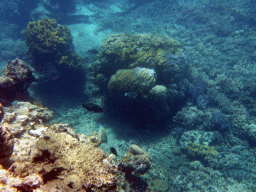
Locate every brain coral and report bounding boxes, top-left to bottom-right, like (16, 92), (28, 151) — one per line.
(108, 67), (156, 97)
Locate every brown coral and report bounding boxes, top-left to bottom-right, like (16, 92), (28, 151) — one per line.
(25, 18), (82, 69)
(0, 127), (14, 164)
(0, 59), (36, 106)
(7, 129), (121, 191)
(25, 18), (72, 55)
(0, 102), (127, 191)
(0, 103), (3, 122)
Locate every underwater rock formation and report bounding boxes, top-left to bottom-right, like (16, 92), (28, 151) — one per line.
(120, 144), (150, 175)
(129, 144), (146, 156)
(90, 33), (186, 90)
(88, 33), (189, 125)
(108, 67), (157, 97)
(25, 18), (74, 67)
(82, 103), (104, 113)
(0, 96), (14, 165)
(0, 102), (127, 191)
(25, 18), (86, 106)
(0, 59), (37, 106)
(0, 103), (3, 122)
(118, 144), (151, 190)
(0, 127), (14, 164)
(88, 124), (108, 147)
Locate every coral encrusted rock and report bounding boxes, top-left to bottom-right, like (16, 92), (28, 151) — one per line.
(0, 103), (3, 122)
(0, 59), (37, 106)
(108, 67), (157, 97)
(89, 33), (185, 91)
(0, 127), (14, 164)
(0, 101), (125, 191)
(119, 144), (151, 176)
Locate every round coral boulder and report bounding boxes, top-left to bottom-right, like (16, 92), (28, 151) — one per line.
(108, 67), (157, 97)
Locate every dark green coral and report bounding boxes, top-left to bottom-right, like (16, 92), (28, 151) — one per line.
(25, 18), (82, 68)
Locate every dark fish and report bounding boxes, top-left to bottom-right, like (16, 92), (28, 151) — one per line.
(110, 147), (118, 156)
(82, 103), (103, 113)
(125, 92), (138, 99)
(87, 49), (99, 55)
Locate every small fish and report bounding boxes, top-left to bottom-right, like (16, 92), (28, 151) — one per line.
(82, 103), (103, 113)
(110, 147), (118, 156)
(125, 92), (138, 99)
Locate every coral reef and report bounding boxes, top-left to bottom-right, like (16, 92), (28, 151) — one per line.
(0, 126), (14, 164)
(185, 143), (218, 160)
(90, 33), (186, 90)
(88, 126), (108, 147)
(88, 33), (189, 125)
(0, 102), (128, 191)
(108, 67), (157, 97)
(129, 144), (146, 156)
(118, 144), (151, 191)
(25, 18), (86, 106)
(119, 144), (150, 176)
(179, 131), (216, 149)
(0, 59), (37, 106)
(173, 106), (209, 130)
(173, 160), (252, 191)
(25, 18), (73, 66)
(0, 103), (3, 122)
(25, 18), (84, 70)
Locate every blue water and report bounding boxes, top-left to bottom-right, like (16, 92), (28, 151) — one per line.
(1, 0), (256, 191)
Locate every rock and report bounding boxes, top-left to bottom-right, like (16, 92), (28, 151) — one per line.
(119, 145), (150, 176)
(16, 115), (29, 126)
(0, 59), (36, 106)
(0, 103), (3, 122)
(180, 131), (215, 149)
(0, 169), (9, 184)
(108, 67), (157, 97)
(29, 127), (47, 138)
(6, 125), (24, 137)
(129, 144), (145, 155)
(22, 174), (43, 188)
(0, 127), (14, 164)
